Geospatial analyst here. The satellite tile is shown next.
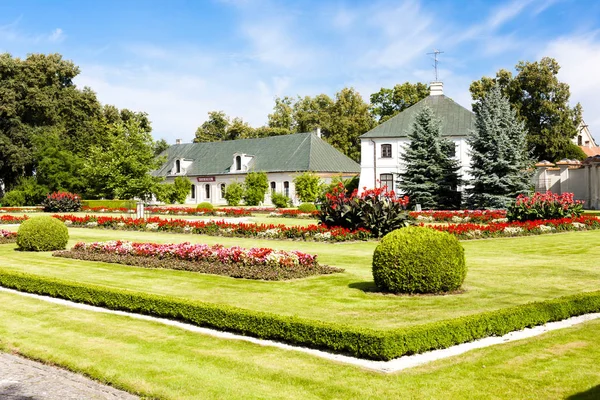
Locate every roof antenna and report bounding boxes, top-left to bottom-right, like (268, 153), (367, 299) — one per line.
(427, 49), (444, 81)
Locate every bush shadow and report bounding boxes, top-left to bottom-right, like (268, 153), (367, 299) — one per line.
(566, 385), (600, 400)
(347, 281), (380, 293)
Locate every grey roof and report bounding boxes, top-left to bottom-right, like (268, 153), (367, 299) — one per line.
(361, 95), (475, 138)
(153, 132), (361, 177)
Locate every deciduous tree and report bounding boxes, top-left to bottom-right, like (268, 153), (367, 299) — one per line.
(470, 57), (583, 161)
(370, 82), (429, 123)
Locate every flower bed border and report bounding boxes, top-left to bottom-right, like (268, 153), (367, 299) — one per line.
(0, 269), (599, 361)
(0, 230), (17, 244)
(54, 241), (341, 280)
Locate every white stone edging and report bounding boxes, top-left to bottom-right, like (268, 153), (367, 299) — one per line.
(1, 286), (598, 373)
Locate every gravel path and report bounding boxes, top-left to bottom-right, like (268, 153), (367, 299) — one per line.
(0, 353), (138, 400)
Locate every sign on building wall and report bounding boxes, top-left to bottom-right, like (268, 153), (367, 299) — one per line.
(196, 176), (216, 182)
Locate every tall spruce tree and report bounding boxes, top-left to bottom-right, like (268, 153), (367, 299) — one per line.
(467, 85), (532, 209)
(400, 106), (461, 209)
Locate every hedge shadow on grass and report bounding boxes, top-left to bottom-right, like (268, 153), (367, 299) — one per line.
(567, 385), (600, 400)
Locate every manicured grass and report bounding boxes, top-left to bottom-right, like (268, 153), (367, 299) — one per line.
(0, 291), (599, 399)
(1, 227), (599, 330)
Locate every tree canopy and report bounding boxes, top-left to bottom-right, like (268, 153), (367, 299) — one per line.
(370, 82), (429, 123)
(470, 57), (583, 162)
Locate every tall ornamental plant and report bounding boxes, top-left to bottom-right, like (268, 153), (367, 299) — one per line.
(318, 183), (409, 237)
(507, 191), (583, 222)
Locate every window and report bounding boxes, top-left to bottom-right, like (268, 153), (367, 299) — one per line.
(270, 181), (276, 194)
(380, 173), (393, 192)
(381, 144), (392, 158)
(205, 184), (210, 199)
(175, 159), (181, 174)
(283, 181), (290, 197)
(220, 183), (226, 199)
(235, 156), (242, 171)
(578, 135), (583, 146)
(190, 184), (195, 199)
(447, 142), (456, 158)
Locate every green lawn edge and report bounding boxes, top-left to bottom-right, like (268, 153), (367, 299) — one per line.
(1, 268), (599, 361)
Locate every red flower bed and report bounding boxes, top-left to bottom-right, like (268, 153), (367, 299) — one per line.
(427, 215), (600, 239)
(53, 214), (373, 241)
(409, 210), (507, 223)
(54, 240), (342, 280)
(0, 215), (28, 224)
(0, 207), (41, 213)
(507, 191), (584, 222)
(0, 229), (17, 243)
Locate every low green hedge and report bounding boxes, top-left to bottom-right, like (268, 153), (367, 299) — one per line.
(81, 200), (137, 209)
(0, 269), (599, 361)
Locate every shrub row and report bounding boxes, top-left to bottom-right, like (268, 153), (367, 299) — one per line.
(0, 230), (17, 244)
(81, 200), (137, 209)
(53, 241), (341, 280)
(1, 270), (599, 360)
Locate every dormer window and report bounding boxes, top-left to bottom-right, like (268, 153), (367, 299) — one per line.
(235, 156), (242, 171)
(175, 159), (181, 174)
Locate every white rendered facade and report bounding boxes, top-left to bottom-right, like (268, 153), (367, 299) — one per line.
(358, 82), (474, 193)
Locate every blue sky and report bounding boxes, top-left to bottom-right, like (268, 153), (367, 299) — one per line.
(1, 0), (600, 143)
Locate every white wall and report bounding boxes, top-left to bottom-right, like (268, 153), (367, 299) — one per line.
(358, 137), (472, 193)
(534, 161), (600, 209)
(163, 172), (346, 206)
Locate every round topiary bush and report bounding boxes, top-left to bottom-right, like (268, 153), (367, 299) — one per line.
(372, 226), (466, 294)
(298, 203), (317, 213)
(197, 202), (214, 210)
(16, 216), (69, 251)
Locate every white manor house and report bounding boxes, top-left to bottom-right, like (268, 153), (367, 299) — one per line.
(358, 82), (474, 193)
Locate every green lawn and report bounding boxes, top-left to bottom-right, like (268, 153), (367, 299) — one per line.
(0, 227), (599, 330)
(0, 290), (598, 400)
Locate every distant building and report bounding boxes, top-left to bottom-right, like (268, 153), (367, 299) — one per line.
(152, 131), (360, 205)
(358, 82), (474, 192)
(573, 121), (600, 157)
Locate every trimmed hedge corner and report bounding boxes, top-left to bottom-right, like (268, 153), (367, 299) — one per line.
(16, 216), (68, 251)
(373, 226), (466, 294)
(0, 269), (599, 361)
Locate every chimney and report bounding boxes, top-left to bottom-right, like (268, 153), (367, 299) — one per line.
(175, 139), (182, 145)
(314, 127), (322, 138)
(429, 81), (444, 96)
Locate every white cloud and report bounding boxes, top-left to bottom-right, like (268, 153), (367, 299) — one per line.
(0, 19), (65, 44)
(542, 32), (600, 141)
(48, 28), (65, 43)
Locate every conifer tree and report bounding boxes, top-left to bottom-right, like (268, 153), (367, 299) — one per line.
(467, 85), (532, 208)
(399, 106), (461, 209)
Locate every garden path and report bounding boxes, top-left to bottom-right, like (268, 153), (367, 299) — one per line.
(0, 352), (138, 399)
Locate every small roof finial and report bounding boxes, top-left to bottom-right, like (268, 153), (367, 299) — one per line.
(427, 49), (444, 81)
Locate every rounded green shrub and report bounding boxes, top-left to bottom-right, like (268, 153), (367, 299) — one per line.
(16, 216), (69, 252)
(197, 202), (214, 210)
(372, 226), (466, 294)
(298, 203), (317, 213)
(271, 192), (290, 208)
